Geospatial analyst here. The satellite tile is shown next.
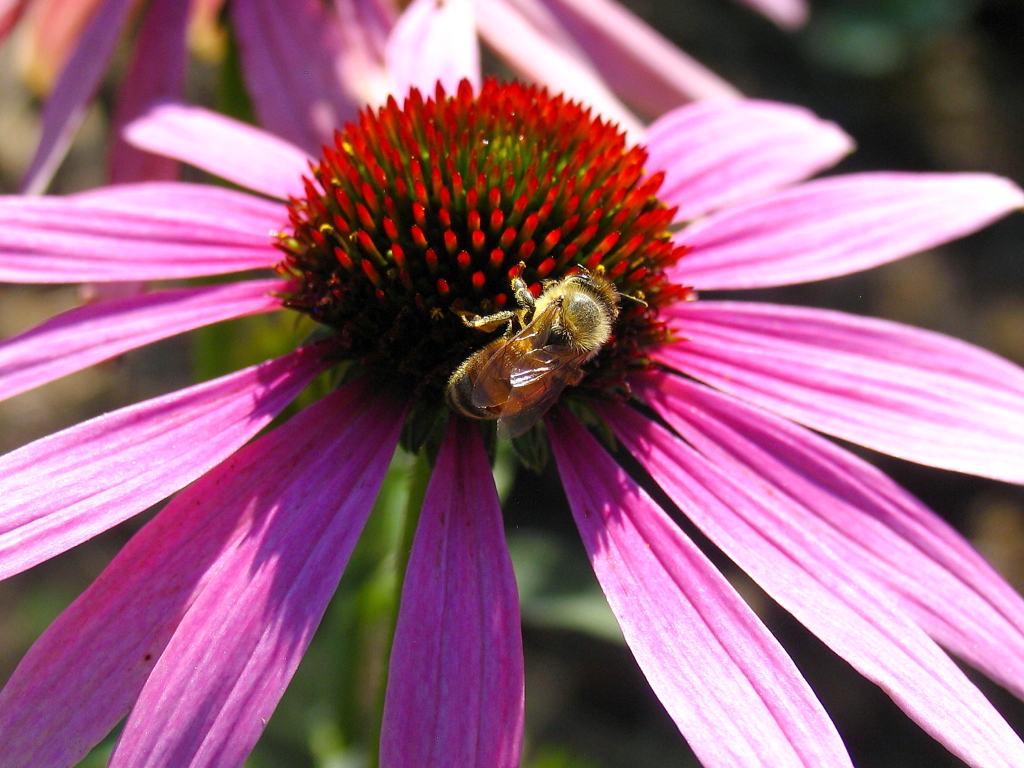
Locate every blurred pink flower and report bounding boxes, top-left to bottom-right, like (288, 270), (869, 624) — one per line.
(231, 0), (743, 153)
(2, 79), (1024, 768)
(13, 0), (755, 194)
(12, 0), (193, 192)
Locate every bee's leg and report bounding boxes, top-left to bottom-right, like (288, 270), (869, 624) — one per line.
(455, 309), (516, 333)
(511, 277), (536, 313)
(510, 276), (538, 326)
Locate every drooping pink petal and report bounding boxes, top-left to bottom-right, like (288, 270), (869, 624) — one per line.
(474, 0), (643, 138)
(0, 183), (285, 282)
(67, 181), (280, 295)
(380, 417), (524, 768)
(231, 0), (361, 154)
(631, 372), (1024, 702)
(107, 382), (404, 768)
(646, 100), (852, 222)
(124, 104), (313, 200)
(0, 278), (285, 403)
(655, 300), (1024, 483)
(20, 0), (136, 195)
(0, 345), (329, 582)
(0, 378), (399, 768)
(69, 179), (288, 219)
(603, 401), (1024, 768)
(547, 408), (853, 768)
(386, 0), (480, 97)
(529, 0), (739, 116)
(672, 172), (1024, 290)
(735, 0), (808, 29)
(107, 0), (188, 183)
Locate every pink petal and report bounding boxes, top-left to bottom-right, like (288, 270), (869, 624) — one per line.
(548, 408), (853, 768)
(531, 0), (739, 115)
(108, 0), (188, 183)
(0, 182), (285, 282)
(386, 0), (480, 97)
(0, 345), (329, 582)
(474, 0), (643, 138)
(603, 401), (1024, 768)
(381, 417), (524, 768)
(108, 382), (404, 768)
(0, 378), (398, 768)
(646, 100), (853, 222)
(655, 300), (1024, 483)
(673, 172), (1024, 290)
(735, 0), (808, 29)
(70, 179), (287, 219)
(124, 104), (313, 200)
(0, 278), (285, 403)
(231, 0), (361, 154)
(633, 372), (1024, 702)
(20, 0), (135, 195)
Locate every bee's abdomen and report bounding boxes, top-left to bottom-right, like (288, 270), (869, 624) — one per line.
(446, 358), (491, 420)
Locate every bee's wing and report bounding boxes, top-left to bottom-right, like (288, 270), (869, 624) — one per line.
(507, 348), (573, 387)
(470, 302), (558, 410)
(496, 346), (588, 439)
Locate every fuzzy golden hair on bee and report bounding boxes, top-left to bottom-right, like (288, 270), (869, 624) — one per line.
(536, 270), (620, 353)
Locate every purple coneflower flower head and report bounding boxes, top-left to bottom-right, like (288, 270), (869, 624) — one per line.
(2, 79), (1024, 768)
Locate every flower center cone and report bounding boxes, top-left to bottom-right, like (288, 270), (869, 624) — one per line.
(277, 79), (693, 441)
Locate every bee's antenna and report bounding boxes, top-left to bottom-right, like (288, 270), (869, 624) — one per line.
(620, 291), (648, 309)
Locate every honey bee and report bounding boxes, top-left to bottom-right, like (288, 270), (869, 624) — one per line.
(446, 267), (620, 439)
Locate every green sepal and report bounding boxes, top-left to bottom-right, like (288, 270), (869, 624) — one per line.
(399, 398), (450, 464)
(510, 420), (550, 473)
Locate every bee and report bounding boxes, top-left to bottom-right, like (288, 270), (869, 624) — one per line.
(446, 267), (620, 439)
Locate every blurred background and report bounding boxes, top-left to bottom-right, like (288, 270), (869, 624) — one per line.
(0, 0), (1023, 766)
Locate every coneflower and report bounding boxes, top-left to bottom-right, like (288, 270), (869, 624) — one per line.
(0, 79), (1023, 768)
